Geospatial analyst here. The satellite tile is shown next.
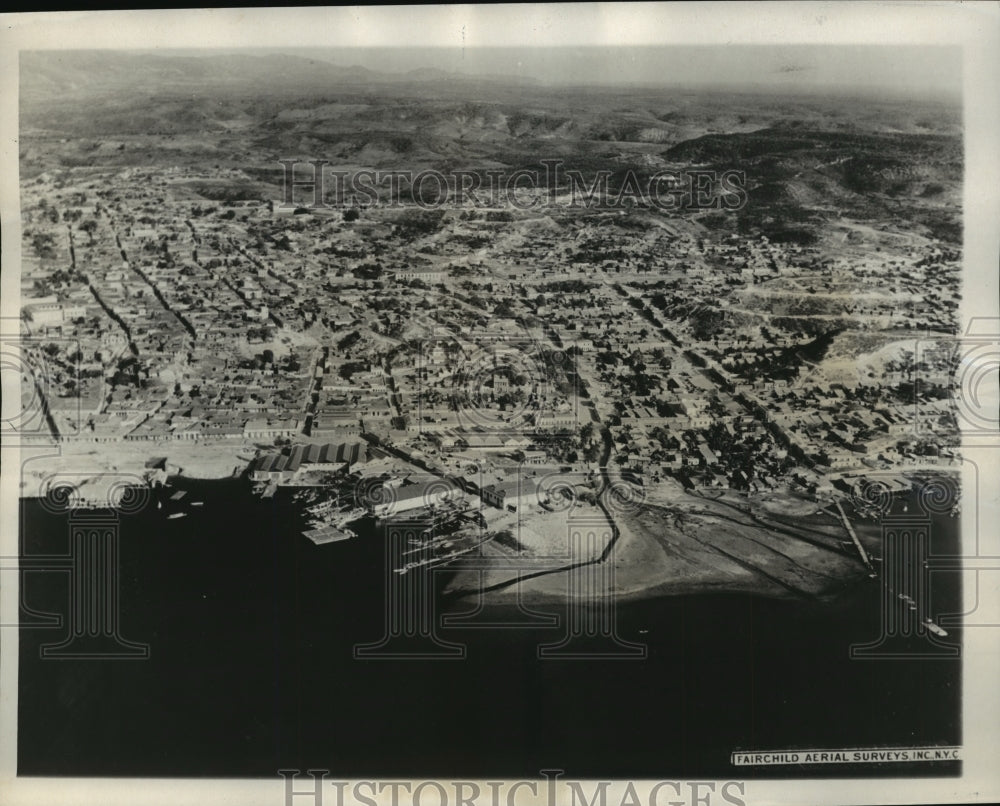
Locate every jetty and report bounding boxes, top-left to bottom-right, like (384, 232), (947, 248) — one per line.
(833, 498), (874, 573)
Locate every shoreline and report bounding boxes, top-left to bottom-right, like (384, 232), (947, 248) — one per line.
(443, 554), (874, 608)
(443, 570), (873, 609)
(17, 459), (958, 608)
(14, 439), (256, 498)
(442, 480), (956, 606)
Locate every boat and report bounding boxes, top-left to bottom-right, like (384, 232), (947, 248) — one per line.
(924, 619), (949, 637)
(308, 500), (336, 513)
(191, 501), (204, 507)
(167, 512), (187, 520)
(392, 529), (495, 574)
(333, 507), (366, 526)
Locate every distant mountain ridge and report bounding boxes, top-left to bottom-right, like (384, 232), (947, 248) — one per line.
(20, 50), (540, 99)
(18, 49), (962, 246)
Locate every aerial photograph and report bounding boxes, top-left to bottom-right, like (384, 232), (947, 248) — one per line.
(10, 37), (969, 783)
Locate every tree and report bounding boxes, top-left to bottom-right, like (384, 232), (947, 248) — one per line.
(31, 232), (57, 259)
(690, 308), (725, 341)
(79, 219), (98, 245)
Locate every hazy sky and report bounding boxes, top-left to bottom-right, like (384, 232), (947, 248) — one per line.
(225, 45), (962, 98)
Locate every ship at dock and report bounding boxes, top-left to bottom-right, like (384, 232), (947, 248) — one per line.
(301, 495), (368, 545)
(383, 499), (495, 575)
(825, 472), (959, 641)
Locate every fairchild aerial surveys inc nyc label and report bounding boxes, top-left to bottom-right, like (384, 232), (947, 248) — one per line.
(732, 747), (963, 766)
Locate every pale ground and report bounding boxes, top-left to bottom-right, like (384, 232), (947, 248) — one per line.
(447, 500), (616, 600)
(16, 439), (255, 497)
(445, 484), (870, 604)
(16, 439), (876, 607)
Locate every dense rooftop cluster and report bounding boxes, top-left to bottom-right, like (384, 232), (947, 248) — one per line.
(19, 164), (960, 494)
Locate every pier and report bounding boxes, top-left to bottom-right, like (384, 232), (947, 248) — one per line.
(833, 498), (874, 573)
(302, 525), (354, 545)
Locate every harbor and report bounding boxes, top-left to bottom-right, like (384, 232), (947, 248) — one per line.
(17, 473), (963, 778)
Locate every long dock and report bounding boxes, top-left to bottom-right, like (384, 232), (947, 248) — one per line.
(834, 499), (874, 572)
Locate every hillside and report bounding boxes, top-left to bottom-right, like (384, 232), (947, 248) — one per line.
(19, 50), (962, 246)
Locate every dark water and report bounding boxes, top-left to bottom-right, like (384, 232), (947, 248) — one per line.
(18, 480), (961, 778)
